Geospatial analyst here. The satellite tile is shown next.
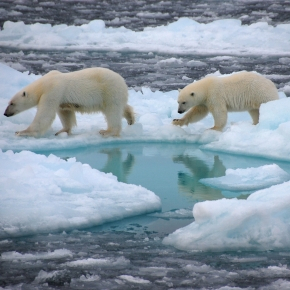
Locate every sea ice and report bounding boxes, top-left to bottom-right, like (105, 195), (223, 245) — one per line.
(64, 257), (130, 268)
(0, 149), (161, 238)
(118, 275), (151, 284)
(163, 180), (290, 251)
(1, 249), (73, 261)
(0, 18), (289, 55)
(202, 99), (290, 161)
(199, 164), (290, 191)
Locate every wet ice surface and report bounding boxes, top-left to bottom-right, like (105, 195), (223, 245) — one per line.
(2, 0), (290, 289)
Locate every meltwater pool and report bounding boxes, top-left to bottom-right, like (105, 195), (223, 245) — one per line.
(38, 142), (290, 235)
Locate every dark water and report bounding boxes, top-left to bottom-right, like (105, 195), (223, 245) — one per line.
(1, 0), (290, 31)
(1, 1), (290, 289)
(1, 47), (290, 92)
(3, 226), (290, 290)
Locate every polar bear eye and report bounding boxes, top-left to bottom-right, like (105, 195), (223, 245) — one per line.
(190, 92), (195, 97)
(182, 102), (186, 105)
(22, 91), (26, 97)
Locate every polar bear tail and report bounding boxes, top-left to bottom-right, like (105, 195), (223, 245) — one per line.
(123, 104), (135, 125)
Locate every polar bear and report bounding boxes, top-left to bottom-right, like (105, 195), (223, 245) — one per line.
(173, 71), (279, 131)
(4, 67), (135, 137)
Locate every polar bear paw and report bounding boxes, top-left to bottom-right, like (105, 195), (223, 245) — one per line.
(172, 119), (184, 126)
(99, 129), (120, 137)
(208, 126), (223, 131)
(15, 130), (35, 137)
(55, 128), (72, 136)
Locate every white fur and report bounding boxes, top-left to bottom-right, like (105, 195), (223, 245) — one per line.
(173, 71), (279, 131)
(4, 68), (135, 137)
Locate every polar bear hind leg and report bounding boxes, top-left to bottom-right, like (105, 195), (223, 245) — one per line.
(123, 104), (135, 125)
(55, 109), (77, 135)
(100, 106), (123, 137)
(248, 109), (259, 125)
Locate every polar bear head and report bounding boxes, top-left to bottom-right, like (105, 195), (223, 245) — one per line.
(4, 80), (43, 117)
(177, 77), (211, 114)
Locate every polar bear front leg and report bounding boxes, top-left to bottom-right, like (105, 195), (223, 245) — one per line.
(173, 105), (209, 126)
(55, 109), (77, 135)
(16, 95), (58, 137)
(16, 106), (57, 137)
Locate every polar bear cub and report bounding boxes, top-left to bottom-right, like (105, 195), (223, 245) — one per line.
(4, 67), (135, 137)
(173, 71), (279, 131)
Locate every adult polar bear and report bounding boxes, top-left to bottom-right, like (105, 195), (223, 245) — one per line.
(173, 71), (279, 131)
(4, 67), (135, 137)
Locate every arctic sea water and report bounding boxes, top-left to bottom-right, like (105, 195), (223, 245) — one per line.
(1, 1), (290, 288)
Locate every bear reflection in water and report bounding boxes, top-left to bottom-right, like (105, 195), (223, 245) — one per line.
(100, 148), (135, 183)
(174, 155), (226, 201)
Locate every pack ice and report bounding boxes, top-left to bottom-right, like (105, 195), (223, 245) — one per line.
(0, 18), (289, 55)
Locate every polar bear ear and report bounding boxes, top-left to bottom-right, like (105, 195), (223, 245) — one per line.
(190, 92), (195, 97)
(178, 88), (181, 92)
(22, 91), (27, 97)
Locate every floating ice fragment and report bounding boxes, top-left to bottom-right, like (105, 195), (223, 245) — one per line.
(163, 180), (290, 251)
(0, 150), (161, 238)
(1, 249), (73, 261)
(118, 275), (151, 284)
(148, 209), (193, 219)
(157, 58), (183, 67)
(199, 164), (290, 191)
(33, 270), (70, 285)
(79, 274), (100, 282)
(186, 60), (207, 67)
(65, 257), (130, 268)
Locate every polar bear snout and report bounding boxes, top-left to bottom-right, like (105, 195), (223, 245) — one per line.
(178, 105), (186, 114)
(3, 107), (14, 117)
(177, 101), (189, 114)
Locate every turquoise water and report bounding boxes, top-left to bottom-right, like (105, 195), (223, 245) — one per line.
(46, 143), (228, 211)
(40, 142), (290, 235)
